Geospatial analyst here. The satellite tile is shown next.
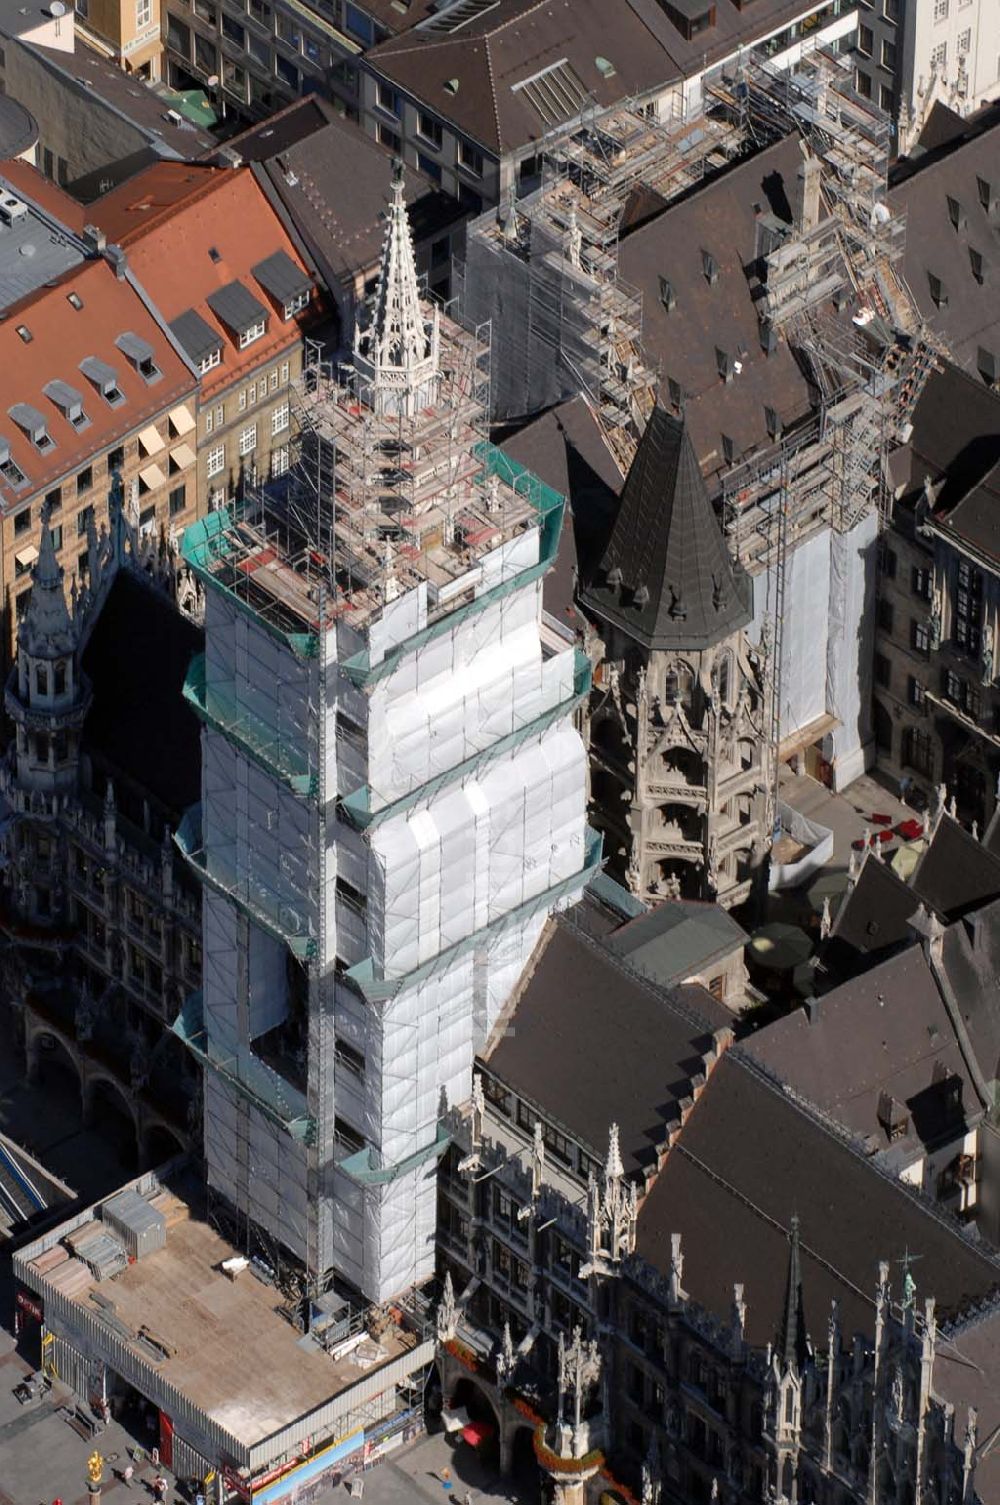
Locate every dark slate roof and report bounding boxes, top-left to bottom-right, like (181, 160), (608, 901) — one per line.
(500, 396), (621, 623)
(0, 95), (38, 161)
(254, 121), (459, 299)
(889, 111), (1000, 381)
(634, 1052), (1000, 1347)
(745, 947), (979, 1158)
(616, 134), (815, 482)
(912, 815), (1000, 922)
(822, 854), (919, 982)
(578, 405), (751, 650)
(483, 916), (730, 1175)
(938, 900), (1000, 1098)
(906, 364), (1000, 504)
(932, 1308), (1000, 1505)
(82, 571), (203, 817)
(934, 456), (1000, 565)
(205, 280), (269, 337)
(252, 249), (312, 305)
(169, 308), (222, 365)
(366, 0), (686, 157)
(606, 899), (747, 990)
(210, 96), (334, 163)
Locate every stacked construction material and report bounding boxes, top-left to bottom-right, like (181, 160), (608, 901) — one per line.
(65, 1222), (128, 1281)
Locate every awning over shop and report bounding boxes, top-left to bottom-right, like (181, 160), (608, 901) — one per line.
(139, 463), (166, 491)
(138, 424), (165, 457)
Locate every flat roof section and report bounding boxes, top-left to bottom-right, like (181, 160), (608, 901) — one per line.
(17, 1178), (422, 1450)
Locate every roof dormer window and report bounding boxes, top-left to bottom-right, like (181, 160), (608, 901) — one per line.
(206, 281), (270, 351)
(116, 331), (162, 384)
(0, 436), (27, 490)
(44, 379), (90, 433)
(9, 403), (54, 453)
(662, 0), (715, 41)
(80, 356), (126, 407)
(252, 251), (313, 323)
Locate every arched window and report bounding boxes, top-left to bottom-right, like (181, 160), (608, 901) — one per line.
(35, 663), (48, 697)
(717, 652), (731, 706)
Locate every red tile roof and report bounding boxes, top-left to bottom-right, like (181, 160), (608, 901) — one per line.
(90, 164), (317, 396)
(0, 258), (194, 510)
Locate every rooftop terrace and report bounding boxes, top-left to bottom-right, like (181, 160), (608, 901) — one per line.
(15, 1175), (428, 1461)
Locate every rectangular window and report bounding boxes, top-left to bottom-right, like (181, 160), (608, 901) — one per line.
(238, 390), (247, 412)
(874, 652), (891, 689)
(954, 559), (983, 656)
(911, 565), (932, 600)
(194, 33), (217, 72)
(880, 38), (896, 69)
(239, 320), (266, 349)
(855, 69), (873, 99)
(169, 484), (186, 516)
(418, 153), (442, 184)
(77, 466), (93, 496)
(271, 445), (290, 477)
(199, 349), (221, 374)
(45, 487), (61, 514)
(909, 676), (927, 710)
(280, 361), (289, 382)
(77, 504), (94, 537)
(207, 444), (225, 478)
(269, 370), (279, 391)
(205, 410), (213, 435)
(222, 12), (245, 44)
(933, 0), (948, 18)
(343, 2), (373, 42)
(958, 28), (971, 54)
(13, 506), (30, 535)
(377, 79), (399, 114)
(417, 112), (443, 149)
(50, 524), (62, 552)
(275, 53), (298, 88)
(458, 140), (483, 176)
(911, 619), (931, 656)
(249, 382), (257, 405)
(903, 726), (934, 777)
(283, 290), (310, 319)
(136, 0), (151, 25)
(858, 23), (873, 55)
(239, 423), (257, 456)
(877, 598), (894, 633)
(931, 41), (947, 69)
(271, 402), (290, 435)
(377, 122), (401, 154)
(880, 84), (895, 112)
(167, 13), (190, 54)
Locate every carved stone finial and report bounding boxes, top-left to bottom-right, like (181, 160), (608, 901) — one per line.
(436, 1270), (457, 1342)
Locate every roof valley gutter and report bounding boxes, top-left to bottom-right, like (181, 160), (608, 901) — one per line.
(123, 263), (203, 380)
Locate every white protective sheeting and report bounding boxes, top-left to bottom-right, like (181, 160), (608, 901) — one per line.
(826, 510), (877, 789)
(751, 526), (830, 745)
(205, 1074), (311, 1264)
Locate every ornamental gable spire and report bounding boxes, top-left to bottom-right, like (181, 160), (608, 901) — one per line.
(20, 509), (76, 659)
(354, 160), (440, 418)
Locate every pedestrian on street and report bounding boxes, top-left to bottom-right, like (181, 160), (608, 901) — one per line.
(123, 1465), (135, 1489)
(153, 1475), (168, 1503)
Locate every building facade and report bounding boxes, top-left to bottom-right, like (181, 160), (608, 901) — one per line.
(1, 500), (203, 1171)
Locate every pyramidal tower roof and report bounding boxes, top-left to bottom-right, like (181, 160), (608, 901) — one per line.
(353, 159), (440, 418)
(580, 406), (751, 651)
(20, 512), (76, 659)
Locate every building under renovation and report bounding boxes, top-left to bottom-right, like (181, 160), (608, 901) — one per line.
(460, 50), (941, 826)
(172, 163), (595, 1310)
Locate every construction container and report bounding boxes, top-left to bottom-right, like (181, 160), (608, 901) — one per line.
(101, 1189), (166, 1261)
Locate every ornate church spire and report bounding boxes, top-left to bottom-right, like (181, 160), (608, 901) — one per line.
(780, 1213), (808, 1373)
(354, 160), (440, 418)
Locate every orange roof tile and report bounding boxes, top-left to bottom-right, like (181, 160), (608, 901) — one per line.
(0, 258), (194, 510)
(90, 165), (317, 397)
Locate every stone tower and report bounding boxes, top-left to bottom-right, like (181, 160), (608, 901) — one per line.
(579, 407), (772, 909)
(3, 513), (90, 928)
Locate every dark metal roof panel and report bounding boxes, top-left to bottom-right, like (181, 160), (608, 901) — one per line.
(169, 308), (223, 364)
(206, 279), (269, 336)
(251, 249), (312, 305)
